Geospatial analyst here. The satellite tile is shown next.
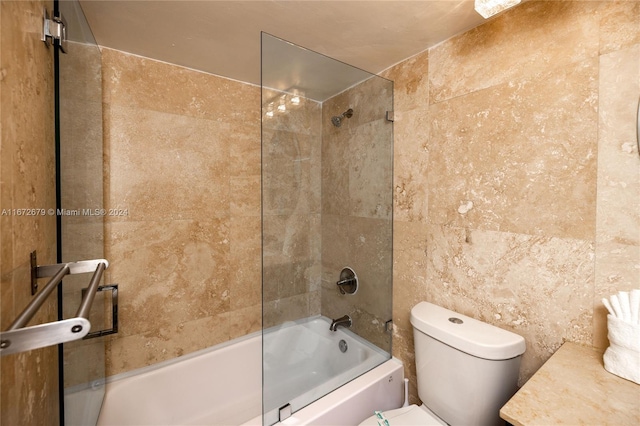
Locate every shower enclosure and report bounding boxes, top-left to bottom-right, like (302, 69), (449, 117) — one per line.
(261, 33), (394, 424)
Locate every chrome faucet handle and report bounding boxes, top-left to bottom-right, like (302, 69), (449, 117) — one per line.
(336, 268), (358, 295)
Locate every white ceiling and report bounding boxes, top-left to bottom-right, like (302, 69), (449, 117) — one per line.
(77, 1), (493, 100)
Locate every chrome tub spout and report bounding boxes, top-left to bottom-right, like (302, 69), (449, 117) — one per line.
(330, 315), (352, 331)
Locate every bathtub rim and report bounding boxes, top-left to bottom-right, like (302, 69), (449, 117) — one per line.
(102, 314), (391, 387)
(101, 327), (263, 386)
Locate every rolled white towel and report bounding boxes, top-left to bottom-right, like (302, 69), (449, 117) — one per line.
(630, 289), (640, 325)
(603, 344), (640, 385)
(607, 315), (640, 351)
(602, 298), (615, 317)
(604, 314), (640, 385)
(618, 291), (631, 322)
(610, 294), (624, 319)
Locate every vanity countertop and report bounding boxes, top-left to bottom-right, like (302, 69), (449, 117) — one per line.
(500, 342), (640, 425)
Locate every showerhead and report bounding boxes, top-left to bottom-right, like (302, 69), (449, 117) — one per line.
(331, 108), (354, 127)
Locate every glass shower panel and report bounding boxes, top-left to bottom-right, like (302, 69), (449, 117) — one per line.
(57, 1), (106, 424)
(261, 33), (393, 425)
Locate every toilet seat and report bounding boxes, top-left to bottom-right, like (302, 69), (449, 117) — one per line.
(357, 404), (446, 426)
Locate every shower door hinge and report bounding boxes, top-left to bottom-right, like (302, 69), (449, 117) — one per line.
(42, 7), (67, 53)
(386, 111), (394, 122)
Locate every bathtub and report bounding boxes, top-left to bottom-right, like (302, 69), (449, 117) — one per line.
(96, 315), (404, 426)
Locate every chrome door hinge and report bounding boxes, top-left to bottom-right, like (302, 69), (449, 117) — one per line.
(42, 7), (67, 53)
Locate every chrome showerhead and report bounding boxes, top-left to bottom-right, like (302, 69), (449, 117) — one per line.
(331, 108), (353, 127)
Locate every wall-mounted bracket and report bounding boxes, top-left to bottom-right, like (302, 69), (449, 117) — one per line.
(30, 250), (38, 295)
(386, 111), (395, 122)
(42, 7), (67, 53)
(81, 284), (119, 339)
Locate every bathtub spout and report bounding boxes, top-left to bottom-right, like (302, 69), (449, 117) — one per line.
(330, 315), (352, 332)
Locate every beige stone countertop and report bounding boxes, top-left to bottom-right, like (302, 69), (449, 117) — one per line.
(501, 342), (640, 425)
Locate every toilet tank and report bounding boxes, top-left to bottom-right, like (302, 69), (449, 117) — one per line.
(410, 302), (526, 426)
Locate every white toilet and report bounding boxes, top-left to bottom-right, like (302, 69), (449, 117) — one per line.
(359, 301), (526, 426)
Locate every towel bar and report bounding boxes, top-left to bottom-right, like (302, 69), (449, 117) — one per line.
(0, 259), (109, 356)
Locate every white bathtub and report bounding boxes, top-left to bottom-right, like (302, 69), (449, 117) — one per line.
(96, 315), (404, 426)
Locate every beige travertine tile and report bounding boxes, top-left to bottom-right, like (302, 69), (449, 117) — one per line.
(102, 48), (258, 123)
(348, 119), (393, 219)
(596, 44), (640, 246)
(0, 1), (58, 423)
(230, 176), (260, 217)
(349, 216), (393, 316)
(380, 49), (429, 113)
(263, 128), (321, 215)
(229, 216), (261, 310)
(263, 293), (312, 328)
(393, 109), (430, 223)
(229, 120), (261, 177)
(392, 221), (429, 330)
(0, 149), (14, 277)
(392, 221), (429, 404)
(59, 98), (104, 210)
(599, 0), (640, 55)
(429, 0), (600, 104)
(60, 41), (103, 103)
(426, 224), (594, 383)
(107, 105), (230, 221)
(106, 313), (230, 376)
(63, 338), (106, 388)
(105, 219), (230, 337)
(319, 213), (351, 302)
(322, 75), (393, 129)
(262, 90), (321, 135)
(320, 127), (350, 216)
(229, 304), (261, 339)
(428, 58), (598, 240)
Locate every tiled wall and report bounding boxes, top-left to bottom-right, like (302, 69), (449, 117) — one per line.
(59, 40), (107, 389)
(262, 89), (323, 327)
(101, 48), (262, 376)
(383, 0), (639, 403)
(321, 76), (394, 350)
(0, 0), (59, 423)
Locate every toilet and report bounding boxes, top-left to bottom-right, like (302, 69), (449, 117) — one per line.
(359, 301), (526, 426)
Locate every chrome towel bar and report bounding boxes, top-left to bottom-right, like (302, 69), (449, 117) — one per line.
(0, 259), (108, 356)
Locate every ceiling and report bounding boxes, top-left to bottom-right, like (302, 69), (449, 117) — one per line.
(76, 1), (493, 100)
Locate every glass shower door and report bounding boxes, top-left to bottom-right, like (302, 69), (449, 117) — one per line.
(57, 1), (108, 424)
(261, 33), (393, 425)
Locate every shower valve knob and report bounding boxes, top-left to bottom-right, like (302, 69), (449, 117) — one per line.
(336, 267), (358, 295)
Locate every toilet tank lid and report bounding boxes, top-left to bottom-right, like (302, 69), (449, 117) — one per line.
(410, 302), (526, 360)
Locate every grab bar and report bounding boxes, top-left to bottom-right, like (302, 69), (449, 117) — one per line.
(0, 259), (108, 357)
